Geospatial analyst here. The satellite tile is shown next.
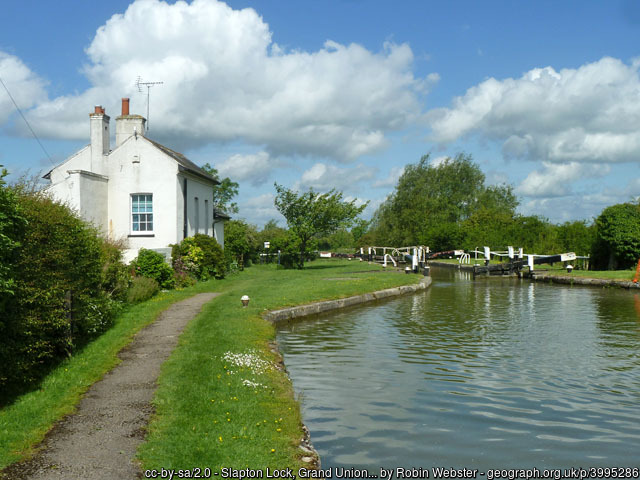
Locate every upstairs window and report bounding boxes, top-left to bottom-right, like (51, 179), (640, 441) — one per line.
(132, 194), (153, 232)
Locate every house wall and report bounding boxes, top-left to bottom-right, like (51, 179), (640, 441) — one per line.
(182, 174), (214, 238)
(106, 136), (181, 261)
(214, 220), (225, 247)
(75, 171), (108, 233)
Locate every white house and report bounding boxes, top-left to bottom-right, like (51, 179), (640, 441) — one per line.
(45, 98), (226, 262)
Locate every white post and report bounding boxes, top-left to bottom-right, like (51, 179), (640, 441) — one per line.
(508, 246), (514, 259)
(412, 247), (418, 271)
(518, 247), (524, 259)
(484, 246), (491, 262)
(528, 255), (534, 271)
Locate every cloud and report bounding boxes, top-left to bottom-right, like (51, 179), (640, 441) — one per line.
(427, 57), (640, 164)
(296, 162), (376, 191)
(15, 0), (429, 161)
(215, 151), (275, 186)
(516, 162), (610, 198)
(373, 165), (405, 188)
(239, 193), (282, 225)
(0, 51), (48, 125)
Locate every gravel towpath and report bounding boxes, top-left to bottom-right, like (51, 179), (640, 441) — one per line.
(3, 292), (220, 480)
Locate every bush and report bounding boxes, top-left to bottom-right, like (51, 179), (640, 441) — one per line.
(0, 167), (26, 316)
(1, 188), (118, 397)
(592, 203), (640, 270)
(131, 249), (175, 289)
(172, 234), (226, 280)
(101, 239), (131, 302)
(126, 276), (160, 303)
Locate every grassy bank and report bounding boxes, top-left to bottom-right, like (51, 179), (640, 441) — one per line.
(138, 259), (422, 470)
(0, 259), (420, 471)
(0, 280), (217, 470)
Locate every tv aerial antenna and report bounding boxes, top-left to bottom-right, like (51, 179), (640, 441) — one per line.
(135, 76), (163, 130)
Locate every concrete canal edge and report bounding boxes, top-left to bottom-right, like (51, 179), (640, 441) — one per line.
(263, 276), (432, 324)
(529, 273), (640, 289)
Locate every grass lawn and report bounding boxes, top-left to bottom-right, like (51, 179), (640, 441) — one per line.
(138, 259), (421, 470)
(538, 265), (636, 281)
(0, 259), (421, 471)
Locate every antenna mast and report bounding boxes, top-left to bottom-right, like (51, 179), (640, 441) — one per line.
(135, 76), (164, 130)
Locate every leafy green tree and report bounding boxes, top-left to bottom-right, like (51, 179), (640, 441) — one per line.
(223, 219), (259, 269)
(556, 220), (594, 256)
(592, 202), (640, 269)
(371, 153), (518, 251)
(202, 163), (239, 215)
(274, 183), (367, 268)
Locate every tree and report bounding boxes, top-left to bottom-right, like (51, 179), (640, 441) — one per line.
(223, 219), (259, 268)
(370, 153), (518, 250)
(592, 202), (640, 270)
(201, 163), (239, 215)
(274, 183), (367, 268)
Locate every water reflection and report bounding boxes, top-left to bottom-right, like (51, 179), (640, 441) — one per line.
(276, 267), (640, 470)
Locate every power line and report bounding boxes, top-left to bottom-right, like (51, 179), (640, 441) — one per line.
(0, 73), (54, 165)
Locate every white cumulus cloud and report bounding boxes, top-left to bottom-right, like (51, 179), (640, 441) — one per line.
(215, 151), (275, 186)
(427, 57), (640, 164)
(0, 51), (48, 126)
(17, 0), (429, 161)
(516, 162), (610, 198)
(297, 162), (376, 191)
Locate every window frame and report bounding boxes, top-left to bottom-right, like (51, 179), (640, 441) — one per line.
(130, 193), (154, 235)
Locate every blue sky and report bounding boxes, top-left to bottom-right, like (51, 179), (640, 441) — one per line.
(1, 0), (639, 227)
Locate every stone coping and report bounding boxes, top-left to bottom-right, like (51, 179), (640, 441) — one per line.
(263, 276), (432, 324)
(530, 273), (639, 289)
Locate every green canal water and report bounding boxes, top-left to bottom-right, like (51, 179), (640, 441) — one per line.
(275, 267), (640, 471)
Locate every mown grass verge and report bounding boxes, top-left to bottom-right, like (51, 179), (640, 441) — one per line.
(138, 259), (422, 470)
(0, 280), (216, 470)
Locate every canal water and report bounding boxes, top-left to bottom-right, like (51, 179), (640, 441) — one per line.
(275, 267), (640, 470)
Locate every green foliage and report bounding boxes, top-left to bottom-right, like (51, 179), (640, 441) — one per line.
(126, 276), (160, 303)
(224, 219), (259, 268)
(317, 228), (354, 251)
(100, 240), (132, 302)
(0, 167), (26, 313)
(371, 153), (518, 251)
(592, 202), (640, 270)
(132, 249), (175, 289)
(172, 234), (226, 280)
(201, 163), (239, 215)
(274, 183), (367, 268)
(1, 188), (117, 397)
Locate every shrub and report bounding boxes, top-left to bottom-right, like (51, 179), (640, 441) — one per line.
(0, 167), (26, 316)
(1, 188), (117, 397)
(131, 248), (175, 289)
(126, 276), (160, 303)
(172, 234), (226, 280)
(101, 239), (131, 302)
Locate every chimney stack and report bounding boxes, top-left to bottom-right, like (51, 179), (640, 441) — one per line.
(89, 105), (110, 174)
(115, 97), (146, 147)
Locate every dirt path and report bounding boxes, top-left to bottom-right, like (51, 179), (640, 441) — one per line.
(2, 292), (220, 480)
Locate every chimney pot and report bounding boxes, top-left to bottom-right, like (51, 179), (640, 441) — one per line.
(94, 105), (104, 114)
(122, 98), (130, 116)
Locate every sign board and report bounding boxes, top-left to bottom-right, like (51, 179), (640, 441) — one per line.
(560, 252), (577, 262)
(454, 250), (464, 256)
(264, 242), (270, 249)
